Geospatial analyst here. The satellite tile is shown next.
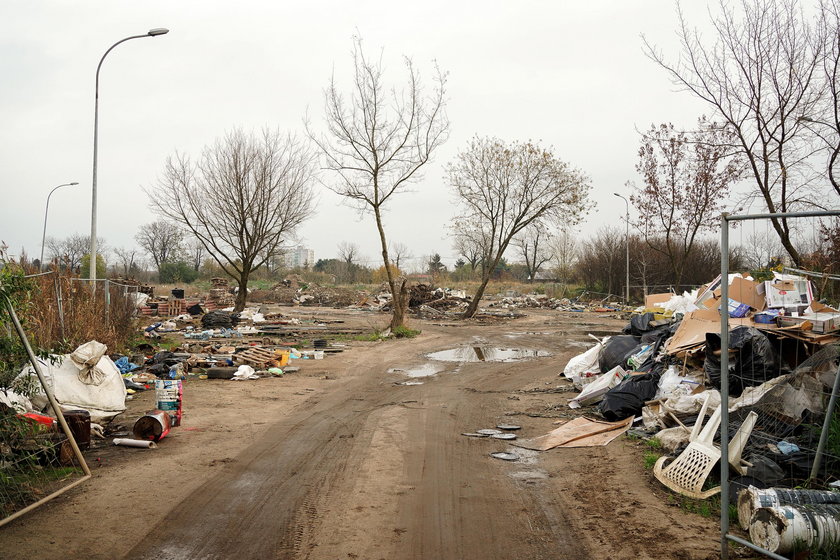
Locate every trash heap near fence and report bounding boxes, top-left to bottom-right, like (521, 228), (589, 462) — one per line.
(562, 271), (840, 556)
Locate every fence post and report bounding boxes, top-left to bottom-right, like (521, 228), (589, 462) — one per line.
(719, 213), (731, 560)
(104, 279), (110, 325)
(810, 362), (840, 480)
(54, 275), (65, 340)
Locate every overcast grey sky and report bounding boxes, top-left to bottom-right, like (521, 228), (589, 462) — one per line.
(0, 1), (718, 269)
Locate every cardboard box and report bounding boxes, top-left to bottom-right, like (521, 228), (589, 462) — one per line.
(778, 312), (840, 334)
(764, 279), (812, 308)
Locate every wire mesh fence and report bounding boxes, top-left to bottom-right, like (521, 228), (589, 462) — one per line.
(719, 209), (840, 559)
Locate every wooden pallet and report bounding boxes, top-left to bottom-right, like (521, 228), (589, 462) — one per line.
(235, 347), (279, 368)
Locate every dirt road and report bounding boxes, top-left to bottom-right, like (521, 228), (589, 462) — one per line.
(1, 309), (719, 559)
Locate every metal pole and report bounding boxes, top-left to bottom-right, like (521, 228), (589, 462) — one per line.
(40, 182), (78, 272)
(89, 29), (169, 289)
(720, 212), (731, 560)
(810, 362), (840, 480)
(614, 193), (630, 304)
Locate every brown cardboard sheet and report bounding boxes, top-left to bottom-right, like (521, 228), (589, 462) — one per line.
(511, 416), (633, 451)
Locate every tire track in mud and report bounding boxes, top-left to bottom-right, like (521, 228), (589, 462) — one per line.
(123, 370), (400, 560)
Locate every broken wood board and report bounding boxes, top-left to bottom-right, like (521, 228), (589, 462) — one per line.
(511, 416), (633, 451)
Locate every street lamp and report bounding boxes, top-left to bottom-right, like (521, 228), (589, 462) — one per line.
(613, 192), (630, 305)
(89, 28), (169, 287)
(40, 182), (79, 271)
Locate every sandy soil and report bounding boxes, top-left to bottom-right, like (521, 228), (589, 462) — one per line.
(0, 308), (721, 559)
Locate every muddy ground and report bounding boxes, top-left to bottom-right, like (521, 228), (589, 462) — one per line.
(0, 308), (721, 559)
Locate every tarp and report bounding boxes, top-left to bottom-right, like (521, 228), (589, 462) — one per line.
(511, 416), (633, 450)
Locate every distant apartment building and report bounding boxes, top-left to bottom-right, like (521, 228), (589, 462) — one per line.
(286, 246), (314, 269)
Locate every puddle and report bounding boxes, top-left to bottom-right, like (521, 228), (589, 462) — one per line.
(388, 363), (446, 378)
(426, 347), (551, 363)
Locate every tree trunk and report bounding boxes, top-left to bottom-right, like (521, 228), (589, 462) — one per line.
(373, 203), (408, 329)
(234, 269), (250, 313)
(389, 278), (410, 330)
(463, 274), (491, 318)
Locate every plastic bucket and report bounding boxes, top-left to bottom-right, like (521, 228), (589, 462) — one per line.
(738, 487), (840, 529)
(277, 351), (290, 367)
(749, 503), (840, 554)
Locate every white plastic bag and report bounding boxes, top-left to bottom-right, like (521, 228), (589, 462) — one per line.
(562, 337), (607, 389)
(568, 366), (626, 409)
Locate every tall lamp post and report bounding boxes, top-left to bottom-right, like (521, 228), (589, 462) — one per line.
(40, 182), (79, 271)
(90, 28), (169, 287)
(613, 192), (630, 304)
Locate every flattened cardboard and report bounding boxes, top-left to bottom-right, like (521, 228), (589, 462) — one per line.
(665, 308), (756, 354)
(511, 416), (633, 450)
(713, 276), (766, 312)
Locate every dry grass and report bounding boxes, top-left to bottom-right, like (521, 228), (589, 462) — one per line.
(26, 271), (137, 354)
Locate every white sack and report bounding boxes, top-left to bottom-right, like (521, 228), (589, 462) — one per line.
(22, 354), (127, 423)
(70, 340), (108, 385)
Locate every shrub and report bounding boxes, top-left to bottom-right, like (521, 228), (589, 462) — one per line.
(159, 261), (199, 284)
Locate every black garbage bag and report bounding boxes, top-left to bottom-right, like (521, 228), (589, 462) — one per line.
(152, 351), (176, 365)
(622, 312), (657, 336)
(201, 310), (238, 329)
(705, 326), (783, 397)
(598, 372), (661, 421)
(598, 335), (642, 372)
(148, 362), (170, 378)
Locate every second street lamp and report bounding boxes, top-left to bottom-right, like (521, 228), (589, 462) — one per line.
(40, 182), (79, 271)
(89, 28), (169, 288)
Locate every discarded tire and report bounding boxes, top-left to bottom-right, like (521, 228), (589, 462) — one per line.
(205, 367), (237, 380)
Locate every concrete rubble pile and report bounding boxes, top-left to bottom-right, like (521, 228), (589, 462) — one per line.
(560, 271), (840, 556)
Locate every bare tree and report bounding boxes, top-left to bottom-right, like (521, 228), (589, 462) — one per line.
(631, 119), (743, 286)
(337, 241), (361, 283)
(113, 246), (140, 277)
(148, 129), (316, 311)
(577, 226), (625, 295)
(135, 220), (185, 273)
(448, 137), (590, 318)
(451, 221), (486, 274)
(739, 231), (785, 269)
(644, 0), (827, 266)
(550, 228), (578, 284)
(389, 242), (412, 271)
(809, 0), (840, 197)
(46, 234), (104, 273)
(514, 224), (554, 280)
(309, 36), (449, 329)
(186, 238), (206, 271)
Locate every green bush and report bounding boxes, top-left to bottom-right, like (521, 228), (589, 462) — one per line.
(159, 261), (199, 284)
(392, 325), (421, 338)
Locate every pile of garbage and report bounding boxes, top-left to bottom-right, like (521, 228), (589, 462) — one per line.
(560, 271), (840, 554)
